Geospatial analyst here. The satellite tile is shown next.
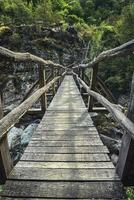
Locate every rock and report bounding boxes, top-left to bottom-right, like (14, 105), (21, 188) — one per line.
(100, 134), (120, 155)
(21, 123), (38, 147)
(110, 127), (123, 139)
(90, 112), (98, 117)
(13, 153), (22, 164)
(8, 127), (23, 150)
(111, 154), (119, 166)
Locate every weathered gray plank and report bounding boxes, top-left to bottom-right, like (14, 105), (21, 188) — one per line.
(16, 161), (114, 169)
(44, 111), (91, 117)
(1, 181), (126, 199)
(9, 168), (119, 181)
(25, 146), (109, 153)
(31, 135), (100, 141)
(33, 128), (98, 136)
(21, 153), (110, 162)
(37, 125), (96, 131)
(29, 140), (103, 146)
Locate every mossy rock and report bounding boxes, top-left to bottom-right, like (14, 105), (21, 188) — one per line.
(10, 32), (21, 47)
(34, 37), (64, 52)
(0, 26), (12, 37)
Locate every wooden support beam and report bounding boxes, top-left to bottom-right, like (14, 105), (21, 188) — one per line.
(88, 65), (98, 112)
(116, 72), (134, 186)
(39, 66), (47, 113)
(0, 93), (3, 120)
(52, 68), (56, 96)
(97, 76), (116, 103)
(0, 136), (13, 184)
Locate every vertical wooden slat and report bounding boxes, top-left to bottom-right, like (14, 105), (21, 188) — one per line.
(0, 136), (13, 184)
(88, 65), (98, 112)
(0, 93), (3, 120)
(39, 65), (47, 112)
(52, 68), (56, 96)
(116, 72), (134, 186)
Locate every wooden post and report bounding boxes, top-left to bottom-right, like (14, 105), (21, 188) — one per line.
(80, 68), (85, 95)
(0, 93), (3, 120)
(52, 68), (56, 96)
(39, 65), (47, 112)
(116, 72), (134, 186)
(0, 136), (13, 184)
(88, 65), (98, 112)
(57, 69), (61, 87)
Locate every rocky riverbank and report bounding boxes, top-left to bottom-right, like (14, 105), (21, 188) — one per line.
(7, 114), (42, 165)
(92, 112), (124, 166)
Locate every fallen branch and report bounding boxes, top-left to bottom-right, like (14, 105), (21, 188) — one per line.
(0, 46), (65, 69)
(76, 39), (134, 69)
(74, 73), (134, 141)
(0, 76), (60, 142)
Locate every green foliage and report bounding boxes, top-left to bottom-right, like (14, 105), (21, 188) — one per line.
(51, 0), (66, 11)
(0, 0), (32, 24)
(66, 0), (83, 19)
(127, 187), (134, 200)
(116, 3), (134, 42)
(0, 26), (12, 37)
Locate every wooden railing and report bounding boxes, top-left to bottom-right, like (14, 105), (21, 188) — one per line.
(0, 71), (66, 184)
(73, 70), (134, 186)
(0, 46), (67, 183)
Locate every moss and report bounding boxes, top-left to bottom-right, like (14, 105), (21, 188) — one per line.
(0, 26), (12, 37)
(10, 32), (21, 47)
(35, 37), (64, 52)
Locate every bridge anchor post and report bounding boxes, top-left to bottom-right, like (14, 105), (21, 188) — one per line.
(0, 136), (13, 184)
(88, 65), (98, 112)
(116, 72), (134, 186)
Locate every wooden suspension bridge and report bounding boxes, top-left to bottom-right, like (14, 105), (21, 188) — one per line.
(0, 41), (134, 199)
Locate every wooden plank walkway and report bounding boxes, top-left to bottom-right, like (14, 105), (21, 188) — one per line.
(0, 75), (126, 199)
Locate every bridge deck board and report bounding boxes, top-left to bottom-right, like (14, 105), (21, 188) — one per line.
(0, 75), (126, 199)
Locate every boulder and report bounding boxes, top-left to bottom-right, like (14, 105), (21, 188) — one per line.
(111, 154), (119, 166)
(8, 127), (23, 150)
(100, 134), (121, 155)
(21, 123), (38, 147)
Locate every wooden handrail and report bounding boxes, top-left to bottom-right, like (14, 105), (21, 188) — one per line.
(73, 39), (134, 69)
(74, 73), (134, 141)
(0, 76), (61, 142)
(0, 46), (66, 69)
